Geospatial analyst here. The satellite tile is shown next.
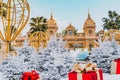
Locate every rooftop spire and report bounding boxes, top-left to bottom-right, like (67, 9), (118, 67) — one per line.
(50, 13), (54, 20)
(69, 23), (72, 26)
(88, 7), (91, 19)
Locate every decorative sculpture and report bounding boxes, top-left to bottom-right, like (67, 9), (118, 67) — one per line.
(0, 0), (30, 53)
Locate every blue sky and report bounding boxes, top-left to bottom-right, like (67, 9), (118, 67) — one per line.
(23, 0), (120, 35)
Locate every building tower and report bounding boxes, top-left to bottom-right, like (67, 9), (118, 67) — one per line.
(83, 11), (97, 50)
(66, 23), (75, 36)
(65, 23), (75, 48)
(47, 13), (58, 37)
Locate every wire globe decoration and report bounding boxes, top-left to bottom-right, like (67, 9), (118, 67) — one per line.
(103, 29), (120, 41)
(0, 0), (30, 52)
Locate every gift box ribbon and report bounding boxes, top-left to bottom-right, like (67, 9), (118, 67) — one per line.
(111, 60), (120, 74)
(72, 62), (97, 73)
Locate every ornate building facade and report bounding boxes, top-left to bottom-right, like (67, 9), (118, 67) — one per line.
(62, 12), (98, 50)
(0, 12), (99, 52)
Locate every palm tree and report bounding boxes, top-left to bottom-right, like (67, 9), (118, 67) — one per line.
(30, 17), (48, 34)
(62, 30), (67, 36)
(74, 29), (78, 35)
(102, 11), (120, 30)
(29, 16), (48, 48)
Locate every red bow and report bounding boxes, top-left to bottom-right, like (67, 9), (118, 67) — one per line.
(21, 70), (40, 80)
(114, 58), (120, 62)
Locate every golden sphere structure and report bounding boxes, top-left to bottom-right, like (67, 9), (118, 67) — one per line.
(103, 29), (120, 41)
(0, 0), (30, 53)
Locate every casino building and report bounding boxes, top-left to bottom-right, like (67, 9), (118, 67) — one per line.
(62, 12), (98, 50)
(0, 11), (99, 53)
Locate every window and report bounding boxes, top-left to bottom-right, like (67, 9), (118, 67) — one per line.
(89, 44), (93, 50)
(88, 30), (92, 34)
(67, 39), (73, 41)
(79, 43), (83, 47)
(49, 31), (53, 34)
(69, 44), (73, 48)
(73, 43), (84, 48)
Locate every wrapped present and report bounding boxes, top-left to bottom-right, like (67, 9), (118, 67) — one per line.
(111, 58), (120, 74)
(69, 62), (103, 80)
(68, 69), (103, 80)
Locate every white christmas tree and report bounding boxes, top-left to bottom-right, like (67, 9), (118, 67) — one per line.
(38, 37), (73, 80)
(0, 37), (73, 80)
(90, 39), (120, 73)
(0, 41), (39, 80)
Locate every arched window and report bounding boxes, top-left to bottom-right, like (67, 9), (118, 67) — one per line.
(49, 31), (53, 34)
(88, 30), (92, 35)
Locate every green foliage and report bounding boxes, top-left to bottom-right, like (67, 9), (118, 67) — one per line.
(29, 16), (48, 35)
(62, 30), (67, 36)
(74, 29), (78, 35)
(102, 11), (120, 30)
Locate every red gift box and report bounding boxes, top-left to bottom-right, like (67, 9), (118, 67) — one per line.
(111, 58), (120, 74)
(68, 69), (103, 80)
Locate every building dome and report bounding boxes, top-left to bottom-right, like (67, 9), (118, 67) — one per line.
(47, 13), (57, 25)
(84, 12), (95, 28)
(66, 23), (75, 29)
(85, 18), (95, 26)
(47, 13), (58, 36)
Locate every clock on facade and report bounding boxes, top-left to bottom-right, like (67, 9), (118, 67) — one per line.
(68, 30), (73, 35)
